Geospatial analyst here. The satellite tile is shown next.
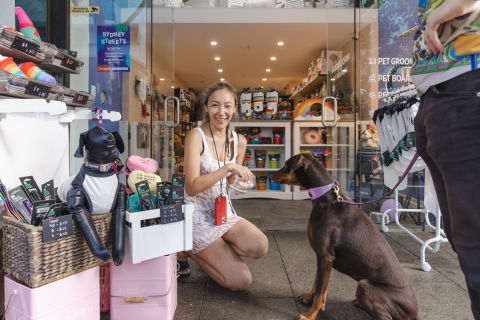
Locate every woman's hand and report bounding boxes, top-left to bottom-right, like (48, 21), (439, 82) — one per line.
(227, 163), (254, 179)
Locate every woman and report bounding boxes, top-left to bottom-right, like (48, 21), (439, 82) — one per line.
(180, 82), (268, 291)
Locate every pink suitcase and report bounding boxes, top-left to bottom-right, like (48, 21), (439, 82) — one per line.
(110, 254), (177, 320)
(4, 267), (100, 320)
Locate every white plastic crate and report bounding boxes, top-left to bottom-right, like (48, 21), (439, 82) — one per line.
(125, 203), (193, 264)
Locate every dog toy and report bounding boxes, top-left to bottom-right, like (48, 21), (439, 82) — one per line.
(304, 128), (321, 144)
(127, 170), (161, 194)
(126, 155), (159, 174)
(0, 54), (27, 77)
(19, 62), (56, 85)
(57, 126), (127, 265)
(15, 7), (41, 42)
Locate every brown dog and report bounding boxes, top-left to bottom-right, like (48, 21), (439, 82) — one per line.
(271, 153), (419, 320)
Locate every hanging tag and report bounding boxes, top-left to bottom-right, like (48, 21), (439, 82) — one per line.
(215, 195), (227, 226)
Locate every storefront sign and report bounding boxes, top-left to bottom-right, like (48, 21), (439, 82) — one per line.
(97, 25), (130, 72)
(70, 6), (100, 14)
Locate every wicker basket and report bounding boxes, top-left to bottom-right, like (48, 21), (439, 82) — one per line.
(2, 213), (112, 288)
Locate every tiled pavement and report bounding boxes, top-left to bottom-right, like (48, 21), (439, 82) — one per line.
(103, 199), (473, 320)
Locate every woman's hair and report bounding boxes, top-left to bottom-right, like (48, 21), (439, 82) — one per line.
(200, 82), (238, 124)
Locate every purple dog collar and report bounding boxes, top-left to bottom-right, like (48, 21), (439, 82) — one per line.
(307, 181), (339, 200)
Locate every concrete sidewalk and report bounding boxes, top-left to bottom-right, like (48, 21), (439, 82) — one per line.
(173, 199), (473, 320)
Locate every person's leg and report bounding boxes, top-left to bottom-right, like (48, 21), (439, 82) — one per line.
(222, 219), (269, 259)
(187, 237), (252, 291)
(414, 93), (454, 247)
(419, 71), (480, 319)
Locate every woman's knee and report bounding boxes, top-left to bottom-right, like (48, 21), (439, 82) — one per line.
(224, 268), (252, 291)
(245, 234), (269, 259)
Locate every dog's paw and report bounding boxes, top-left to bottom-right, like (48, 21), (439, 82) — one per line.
(353, 299), (361, 308)
(296, 292), (314, 305)
(295, 314), (312, 320)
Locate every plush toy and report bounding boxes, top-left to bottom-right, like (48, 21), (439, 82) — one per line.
(304, 128), (321, 144)
(15, 7), (41, 42)
(57, 126), (127, 265)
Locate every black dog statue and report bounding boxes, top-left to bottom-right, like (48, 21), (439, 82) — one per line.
(58, 126), (126, 265)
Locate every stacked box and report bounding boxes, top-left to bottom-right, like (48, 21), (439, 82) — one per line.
(110, 255), (177, 320)
(3, 267), (99, 320)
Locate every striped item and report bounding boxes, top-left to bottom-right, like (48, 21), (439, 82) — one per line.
(0, 55), (26, 77)
(15, 7), (41, 42)
(19, 62), (56, 85)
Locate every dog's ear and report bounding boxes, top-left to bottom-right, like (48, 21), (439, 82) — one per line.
(111, 131), (125, 154)
(74, 131), (88, 158)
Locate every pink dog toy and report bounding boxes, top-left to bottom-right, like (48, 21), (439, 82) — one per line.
(126, 155), (159, 174)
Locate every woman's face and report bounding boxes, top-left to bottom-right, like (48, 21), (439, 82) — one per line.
(206, 88), (236, 130)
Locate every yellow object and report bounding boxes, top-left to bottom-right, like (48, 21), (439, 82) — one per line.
(454, 34), (480, 56)
(128, 170), (161, 194)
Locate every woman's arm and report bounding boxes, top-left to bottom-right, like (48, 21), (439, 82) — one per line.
(184, 129), (232, 196)
(425, 0), (479, 55)
(227, 134), (249, 185)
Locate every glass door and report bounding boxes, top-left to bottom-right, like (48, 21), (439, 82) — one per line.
(357, 1), (418, 205)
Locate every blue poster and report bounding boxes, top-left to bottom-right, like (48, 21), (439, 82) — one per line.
(97, 25), (130, 72)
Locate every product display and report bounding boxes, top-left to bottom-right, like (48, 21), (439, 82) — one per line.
(255, 175), (268, 190)
(14, 7), (41, 42)
(265, 89), (278, 119)
(239, 88), (252, 117)
(19, 61), (56, 85)
(57, 125), (127, 265)
(254, 150), (266, 168)
(268, 151), (281, 168)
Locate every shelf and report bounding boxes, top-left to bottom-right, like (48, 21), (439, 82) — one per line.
(247, 144), (285, 147)
(0, 98), (66, 118)
(326, 168), (354, 172)
(300, 144), (352, 147)
(290, 73), (327, 100)
(0, 26), (84, 74)
(231, 190), (292, 200)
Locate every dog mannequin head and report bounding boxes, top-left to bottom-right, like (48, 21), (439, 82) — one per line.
(74, 126), (125, 164)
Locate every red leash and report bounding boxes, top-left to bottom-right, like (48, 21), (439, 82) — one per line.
(340, 152), (420, 206)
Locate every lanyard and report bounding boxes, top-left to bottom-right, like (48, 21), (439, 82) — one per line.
(208, 123), (229, 197)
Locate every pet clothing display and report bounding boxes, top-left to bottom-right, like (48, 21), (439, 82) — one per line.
(265, 89), (278, 119)
(239, 88), (252, 117)
(57, 126), (127, 265)
(15, 7), (41, 42)
(252, 88), (264, 112)
(184, 127), (244, 254)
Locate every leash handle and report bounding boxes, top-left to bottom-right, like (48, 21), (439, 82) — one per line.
(341, 152), (420, 206)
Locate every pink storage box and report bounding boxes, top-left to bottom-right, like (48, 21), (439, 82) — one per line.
(4, 267), (100, 320)
(110, 254), (177, 320)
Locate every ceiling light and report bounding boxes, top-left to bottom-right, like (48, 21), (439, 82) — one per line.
(277, 41), (284, 46)
(218, 68), (223, 73)
(220, 78), (225, 81)
(266, 68), (271, 72)
(171, 85), (175, 88)
(262, 78), (267, 81)
(331, 79), (336, 82)
(214, 56), (221, 61)
(342, 69), (348, 73)
(270, 56), (277, 61)
(160, 78), (165, 81)
(210, 41), (218, 46)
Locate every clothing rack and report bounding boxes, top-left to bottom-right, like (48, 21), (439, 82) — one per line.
(376, 88), (449, 272)
(382, 85), (417, 103)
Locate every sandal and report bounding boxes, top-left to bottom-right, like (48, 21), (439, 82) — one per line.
(177, 260), (191, 278)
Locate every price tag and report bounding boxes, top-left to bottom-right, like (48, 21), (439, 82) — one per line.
(73, 92), (89, 105)
(25, 81), (51, 98)
(42, 215), (73, 243)
(11, 36), (39, 56)
(61, 56), (79, 71)
(159, 204), (183, 224)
